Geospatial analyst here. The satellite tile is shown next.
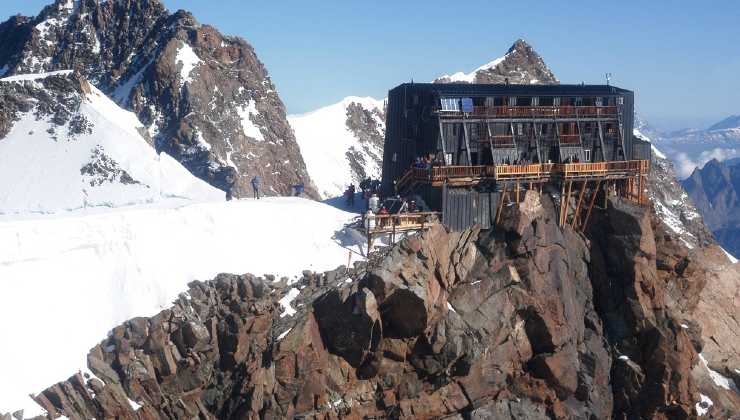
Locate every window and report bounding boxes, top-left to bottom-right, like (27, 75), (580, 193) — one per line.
(517, 123), (523, 136)
(392, 152), (397, 163)
(440, 98), (460, 111)
(585, 149), (591, 162)
(617, 97), (624, 105)
(445, 153), (453, 165)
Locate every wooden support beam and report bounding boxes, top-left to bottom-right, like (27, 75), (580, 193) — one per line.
(582, 180), (601, 233)
(564, 180), (573, 226)
(516, 182), (521, 203)
(559, 182), (567, 226)
(462, 121), (472, 165)
(496, 184), (508, 225)
(572, 180), (588, 228)
(439, 119), (447, 159)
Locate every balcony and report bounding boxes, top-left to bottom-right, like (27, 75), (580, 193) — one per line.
(437, 105), (619, 121)
(395, 160), (649, 192)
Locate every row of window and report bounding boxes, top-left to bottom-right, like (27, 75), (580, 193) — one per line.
(440, 96), (625, 109)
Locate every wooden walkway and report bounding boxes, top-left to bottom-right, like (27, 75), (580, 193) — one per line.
(366, 212), (440, 250)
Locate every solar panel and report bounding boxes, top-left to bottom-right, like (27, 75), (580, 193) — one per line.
(461, 97), (474, 113)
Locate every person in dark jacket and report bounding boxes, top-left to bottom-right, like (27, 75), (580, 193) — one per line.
(251, 175), (262, 199)
(293, 181), (305, 197)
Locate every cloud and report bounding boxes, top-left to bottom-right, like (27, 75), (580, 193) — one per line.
(673, 148), (740, 179)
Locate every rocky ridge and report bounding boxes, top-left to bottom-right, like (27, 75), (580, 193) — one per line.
(434, 39), (558, 85)
(25, 192), (740, 419)
(0, 0), (317, 198)
(682, 158), (740, 256)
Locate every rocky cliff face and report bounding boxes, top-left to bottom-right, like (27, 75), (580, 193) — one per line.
(0, 0), (317, 198)
(30, 192), (738, 419)
(434, 39), (558, 85)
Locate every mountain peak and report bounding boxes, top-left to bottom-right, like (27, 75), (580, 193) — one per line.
(434, 39), (558, 85)
(707, 115), (740, 131)
(507, 38), (532, 53)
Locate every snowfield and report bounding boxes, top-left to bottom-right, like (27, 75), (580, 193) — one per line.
(289, 96), (385, 199)
(0, 81), (223, 214)
(0, 197), (362, 415)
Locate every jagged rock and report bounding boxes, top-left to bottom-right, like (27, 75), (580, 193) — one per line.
(0, 0), (318, 198)
(33, 193), (739, 419)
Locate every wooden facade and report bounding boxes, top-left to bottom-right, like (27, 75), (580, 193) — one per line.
(380, 83), (651, 231)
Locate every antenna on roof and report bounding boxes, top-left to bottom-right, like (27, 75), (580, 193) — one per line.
(605, 72), (612, 86)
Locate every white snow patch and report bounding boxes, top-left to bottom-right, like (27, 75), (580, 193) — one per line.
(277, 328), (292, 341)
(699, 354), (739, 391)
(721, 247), (738, 264)
(113, 57), (154, 104)
(128, 398), (142, 411)
(681, 324), (689, 329)
(618, 355), (630, 361)
(0, 70), (73, 82)
(279, 288), (300, 318)
(289, 96), (385, 199)
(237, 99), (265, 142)
(176, 42), (202, 86)
(0, 197), (363, 414)
(447, 302), (456, 313)
(0, 84), (223, 215)
(436, 54), (508, 83)
(634, 128), (667, 159)
(696, 394), (713, 416)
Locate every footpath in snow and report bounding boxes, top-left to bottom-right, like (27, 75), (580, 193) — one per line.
(0, 197), (362, 416)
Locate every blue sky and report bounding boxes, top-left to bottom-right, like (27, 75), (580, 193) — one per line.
(2, 0), (739, 130)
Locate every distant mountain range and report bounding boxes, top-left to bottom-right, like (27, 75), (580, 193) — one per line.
(683, 158), (740, 257)
(649, 115), (740, 179)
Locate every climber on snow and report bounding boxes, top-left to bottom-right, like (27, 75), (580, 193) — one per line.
(251, 175), (262, 199)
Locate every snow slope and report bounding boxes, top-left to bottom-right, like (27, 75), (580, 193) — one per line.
(0, 197), (361, 416)
(435, 54), (507, 83)
(0, 80), (223, 214)
(289, 96), (385, 199)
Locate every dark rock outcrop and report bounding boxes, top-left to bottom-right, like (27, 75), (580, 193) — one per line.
(30, 190), (733, 419)
(0, 0), (317, 198)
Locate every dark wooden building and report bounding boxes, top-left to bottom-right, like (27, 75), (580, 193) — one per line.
(380, 83), (651, 231)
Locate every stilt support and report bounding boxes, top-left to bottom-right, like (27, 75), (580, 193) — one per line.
(572, 180), (588, 228)
(582, 180), (601, 233)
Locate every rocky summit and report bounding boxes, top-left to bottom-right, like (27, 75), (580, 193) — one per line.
(0, 0), (317, 198)
(29, 192), (740, 419)
(434, 39), (558, 85)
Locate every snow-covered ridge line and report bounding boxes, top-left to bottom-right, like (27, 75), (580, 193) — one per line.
(0, 77), (224, 215)
(435, 53), (508, 83)
(0, 69), (73, 82)
(289, 96), (386, 199)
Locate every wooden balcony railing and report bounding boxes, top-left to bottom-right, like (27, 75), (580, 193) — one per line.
(369, 212), (440, 233)
(438, 105), (619, 119)
(396, 160), (649, 191)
